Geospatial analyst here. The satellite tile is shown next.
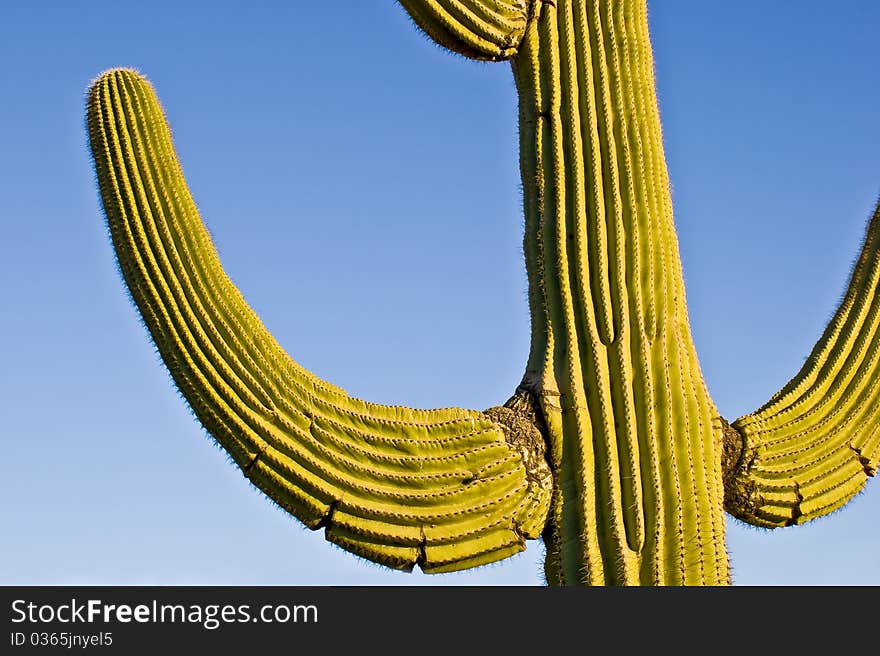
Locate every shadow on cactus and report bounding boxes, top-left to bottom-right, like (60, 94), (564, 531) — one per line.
(86, 0), (879, 585)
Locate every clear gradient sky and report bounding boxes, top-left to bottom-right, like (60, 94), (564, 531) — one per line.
(2, 1), (879, 585)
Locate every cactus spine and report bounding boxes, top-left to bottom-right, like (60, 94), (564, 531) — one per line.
(86, 0), (879, 585)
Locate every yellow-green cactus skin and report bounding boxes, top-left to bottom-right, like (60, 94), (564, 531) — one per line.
(86, 0), (880, 585)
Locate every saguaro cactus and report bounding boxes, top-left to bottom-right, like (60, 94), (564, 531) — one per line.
(87, 1), (879, 585)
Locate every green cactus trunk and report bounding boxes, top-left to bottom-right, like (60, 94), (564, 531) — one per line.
(513, 0), (727, 585)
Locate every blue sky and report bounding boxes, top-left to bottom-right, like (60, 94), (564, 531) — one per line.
(2, 1), (878, 585)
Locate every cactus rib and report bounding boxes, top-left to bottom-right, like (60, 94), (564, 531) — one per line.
(728, 201), (880, 526)
(86, 68), (552, 574)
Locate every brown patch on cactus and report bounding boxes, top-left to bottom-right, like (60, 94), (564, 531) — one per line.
(849, 443), (877, 478)
(720, 418), (764, 522)
(485, 389), (553, 492)
(720, 417), (744, 483)
(784, 483), (804, 527)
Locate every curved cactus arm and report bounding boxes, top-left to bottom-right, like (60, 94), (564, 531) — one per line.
(397, 0), (532, 60)
(726, 200), (880, 527)
(87, 69), (552, 574)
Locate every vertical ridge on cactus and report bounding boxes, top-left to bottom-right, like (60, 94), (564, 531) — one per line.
(86, 1), (880, 585)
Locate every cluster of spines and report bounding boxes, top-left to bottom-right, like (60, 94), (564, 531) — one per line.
(87, 68), (551, 574)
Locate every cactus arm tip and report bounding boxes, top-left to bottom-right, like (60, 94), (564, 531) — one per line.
(397, 0), (533, 61)
(86, 67), (551, 574)
(725, 199), (880, 527)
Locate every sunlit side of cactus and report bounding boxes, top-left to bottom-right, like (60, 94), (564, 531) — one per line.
(87, 0), (879, 585)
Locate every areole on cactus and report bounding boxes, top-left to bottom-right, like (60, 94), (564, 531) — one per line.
(86, 0), (880, 586)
